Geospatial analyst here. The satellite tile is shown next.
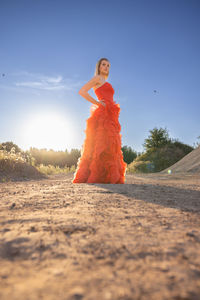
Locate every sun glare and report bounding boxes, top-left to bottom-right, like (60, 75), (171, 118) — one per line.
(20, 112), (74, 151)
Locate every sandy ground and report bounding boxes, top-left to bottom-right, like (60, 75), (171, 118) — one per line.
(0, 172), (200, 300)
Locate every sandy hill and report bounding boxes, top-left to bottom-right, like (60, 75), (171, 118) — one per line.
(161, 145), (200, 174)
(0, 159), (47, 182)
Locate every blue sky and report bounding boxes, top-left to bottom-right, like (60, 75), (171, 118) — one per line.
(0, 0), (200, 153)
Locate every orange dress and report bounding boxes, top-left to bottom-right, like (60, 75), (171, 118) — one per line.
(72, 81), (127, 184)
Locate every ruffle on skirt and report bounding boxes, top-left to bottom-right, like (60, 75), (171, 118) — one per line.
(72, 101), (127, 183)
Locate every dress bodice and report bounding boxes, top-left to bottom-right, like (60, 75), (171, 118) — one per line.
(94, 82), (115, 104)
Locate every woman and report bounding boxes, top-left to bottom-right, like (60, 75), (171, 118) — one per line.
(72, 57), (127, 183)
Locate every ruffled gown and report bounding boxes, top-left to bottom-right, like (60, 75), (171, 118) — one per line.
(72, 81), (127, 183)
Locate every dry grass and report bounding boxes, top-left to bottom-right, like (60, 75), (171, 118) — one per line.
(36, 164), (76, 175)
(0, 148), (76, 182)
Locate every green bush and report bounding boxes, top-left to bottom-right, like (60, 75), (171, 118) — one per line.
(121, 145), (137, 164)
(127, 160), (154, 173)
(129, 142), (193, 173)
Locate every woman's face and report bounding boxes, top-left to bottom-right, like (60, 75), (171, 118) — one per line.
(99, 60), (110, 76)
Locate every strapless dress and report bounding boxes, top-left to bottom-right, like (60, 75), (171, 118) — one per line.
(72, 81), (127, 183)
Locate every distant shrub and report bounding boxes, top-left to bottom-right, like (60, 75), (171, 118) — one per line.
(36, 164), (76, 175)
(0, 141), (22, 153)
(126, 127), (195, 173)
(128, 142), (194, 173)
(121, 145), (137, 164)
(0, 142), (35, 165)
(0, 148), (26, 163)
(127, 160), (154, 173)
(29, 147), (81, 168)
(172, 140), (194, 154)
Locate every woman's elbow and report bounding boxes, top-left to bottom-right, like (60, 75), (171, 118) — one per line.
(79, 89), (86, 96)
(78, 89), (83, 95)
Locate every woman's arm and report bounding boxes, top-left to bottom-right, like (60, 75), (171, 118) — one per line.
(78, 75), (104, 106)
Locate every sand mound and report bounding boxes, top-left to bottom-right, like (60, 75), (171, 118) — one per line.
(0, 159), (47, 182)
(161, 145), (200, 173)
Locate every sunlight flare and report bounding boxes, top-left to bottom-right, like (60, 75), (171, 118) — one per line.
(20, 111), (74, 151)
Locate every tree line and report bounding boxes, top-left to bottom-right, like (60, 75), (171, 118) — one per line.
(1, 126), (197, 172)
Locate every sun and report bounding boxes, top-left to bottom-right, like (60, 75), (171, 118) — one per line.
(20, 111), (74, 151)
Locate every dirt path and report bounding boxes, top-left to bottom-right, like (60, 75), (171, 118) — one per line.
(0, 173), (200, 300)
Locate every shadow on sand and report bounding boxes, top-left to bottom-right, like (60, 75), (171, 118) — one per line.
(85, 174), (200, 214)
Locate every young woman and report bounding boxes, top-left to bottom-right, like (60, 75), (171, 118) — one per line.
(72, 57), (127, 183)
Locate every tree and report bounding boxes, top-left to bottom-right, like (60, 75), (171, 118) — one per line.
(0, 141), (22, 153)
(121, 145), (137, 164)
(68, 148), (81, 167)
(143, 127), (171, 152)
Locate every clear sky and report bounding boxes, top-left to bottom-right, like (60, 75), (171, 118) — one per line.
(0, 0), (200, 153)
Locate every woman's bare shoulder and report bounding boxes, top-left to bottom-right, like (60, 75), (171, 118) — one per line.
(92, 75), (105, 91)
(79, 75), (101, 93)
(92, 75), (102, 84)
(88, 75), (101, 84)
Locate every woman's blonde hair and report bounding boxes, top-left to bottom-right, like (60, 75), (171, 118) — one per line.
(94, 57), (110, 78)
